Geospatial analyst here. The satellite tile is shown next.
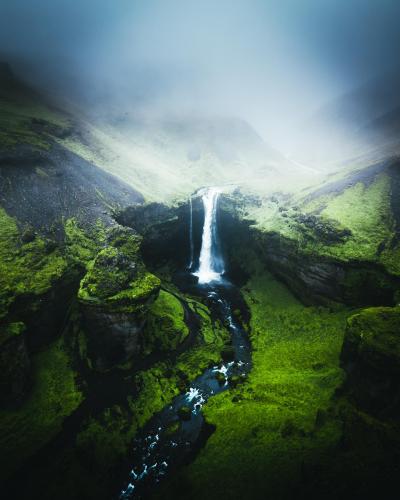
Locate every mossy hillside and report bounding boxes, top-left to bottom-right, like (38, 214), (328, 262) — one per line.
(160, 272), (349, 499)
(0, 207), (68, 336)
(345, 306), (400, 363)
(245, 172), (400, 277)
(0, 333), (83, 481)
(142, 290), (189, 354)
(0, 91), (70, 151)
(78, 228), (161, 313)
(64, 217), (107, 268)
(340, 306), (400, 418)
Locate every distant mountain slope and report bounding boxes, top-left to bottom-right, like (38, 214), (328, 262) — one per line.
(291, 69), (400, 168)
(0, 63), (143, 233)
(1, 62), (310, 203)
(60, 110), (304, 202)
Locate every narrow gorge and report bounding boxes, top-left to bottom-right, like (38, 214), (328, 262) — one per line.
(120, 188), (252, 499)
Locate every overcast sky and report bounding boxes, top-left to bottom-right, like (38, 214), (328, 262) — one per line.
(1, 0), (399, 149)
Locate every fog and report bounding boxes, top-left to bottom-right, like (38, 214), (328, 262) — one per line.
(1, 0), (400, 156)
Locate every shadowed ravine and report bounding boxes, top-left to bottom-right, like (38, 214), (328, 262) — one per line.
(119, 189), (252, 498)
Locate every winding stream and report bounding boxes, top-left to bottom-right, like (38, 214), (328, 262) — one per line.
(119, 188), (252, 499)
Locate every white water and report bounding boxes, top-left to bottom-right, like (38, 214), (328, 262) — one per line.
(188, 196), (194, 270)
(193, 187), (224, 284)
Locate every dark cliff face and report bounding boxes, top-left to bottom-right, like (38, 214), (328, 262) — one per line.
(116, 197), (205, 273)
(218, 206), (400, 308)
(253, 232), (400, 307)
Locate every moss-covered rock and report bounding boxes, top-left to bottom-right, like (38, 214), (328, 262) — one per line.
(0, 208), (69, 324)
(340, 306), (400, 417)
(142, 290), (189, 355)
(78, 226), (161, 370)
(0, 208), (85, 365)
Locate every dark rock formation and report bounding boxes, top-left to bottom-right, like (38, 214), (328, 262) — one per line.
(340, 306), (400, 418)
(178, 406), (192, 421)
(116, 197), (205, 272)
(258, 232), (400, 306)
(0, 323), (30, 406)
(80, 308), (148, 371)
(78, 227), (161, 370)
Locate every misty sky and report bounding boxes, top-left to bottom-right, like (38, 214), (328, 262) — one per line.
(1, 0), (399, 150)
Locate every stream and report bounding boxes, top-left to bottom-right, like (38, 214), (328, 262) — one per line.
(119, 188), (252, 499)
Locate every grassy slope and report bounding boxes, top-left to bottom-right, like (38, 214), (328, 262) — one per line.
(0, 208), (68, 334)
(0, 334), (83, 479)
(157, 272), (350, 499)
(245, 167), (400, 277)
(0, 84), (70, 151)
(56, 111), (318, 204)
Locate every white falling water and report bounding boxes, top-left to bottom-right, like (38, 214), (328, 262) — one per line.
(194, 187), (224, 284)
(188, 196), (194, 270)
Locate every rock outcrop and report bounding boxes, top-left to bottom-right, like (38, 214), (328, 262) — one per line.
(340, 306), (400, 418)
(78, 227), (161, 370)
(218, 196), (400, 306)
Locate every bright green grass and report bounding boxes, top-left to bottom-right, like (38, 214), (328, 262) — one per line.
(159, 272), (350, 499)
(64, 218), (106, 267)
(316, 174), (392, 260)
(0, 335), (83, 480)
(142, 290), (189, 354)
(77, 229), (161, 313)
(245, 173), (399, 276)
(0, 207), (68, 328)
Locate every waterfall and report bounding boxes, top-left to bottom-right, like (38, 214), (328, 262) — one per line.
(193, 187), (224, 284)
(188, 196), (194, 270)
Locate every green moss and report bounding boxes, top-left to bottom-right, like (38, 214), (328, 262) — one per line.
(316, 175), (393, 262)
(0, 334), (83, 481)
(77, 228), (160, 313)
(64, 218), (106, 267)
(75, 330), (226, 485)
(0, 207), (68, 327)
(245, 173), (400, 277)
(142, 290), (189, 354)
(345, 306), (400, 362)
(76, 405), (136, 470)
(161, 272), (350, 499)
